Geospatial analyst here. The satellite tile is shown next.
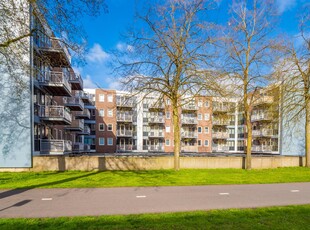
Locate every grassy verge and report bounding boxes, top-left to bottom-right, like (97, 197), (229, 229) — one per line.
(0, 205), (310, 229)
(0, 167), (310, 189)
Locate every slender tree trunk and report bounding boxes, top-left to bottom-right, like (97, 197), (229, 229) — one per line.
(245, 111), (252, 170)
(172, 102), (180, 170)
(305, 95), (310, 167)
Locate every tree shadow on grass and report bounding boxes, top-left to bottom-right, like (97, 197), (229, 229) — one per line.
(0, 171), (101, 199)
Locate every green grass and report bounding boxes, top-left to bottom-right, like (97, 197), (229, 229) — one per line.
(1, 205), (310, 229)
(0, 167), (310, 189)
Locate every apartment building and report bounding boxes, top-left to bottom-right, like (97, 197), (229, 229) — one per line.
(85, 86), (280, 155)
(32, 14), (92, 156)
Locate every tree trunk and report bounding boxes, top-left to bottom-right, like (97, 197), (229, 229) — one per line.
(246, 115), (252, 170)
(172, 103), (180, 170)
(305, 97), (310, 167)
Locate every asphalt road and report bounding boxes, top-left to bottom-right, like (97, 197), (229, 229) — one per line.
(1, 183), (310, 218)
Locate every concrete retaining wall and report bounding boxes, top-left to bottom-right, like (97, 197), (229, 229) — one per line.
(0, 155), (305, 172)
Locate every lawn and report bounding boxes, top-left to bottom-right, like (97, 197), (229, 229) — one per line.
(0, 167), (310, 189)
(0, 205), (310, 229)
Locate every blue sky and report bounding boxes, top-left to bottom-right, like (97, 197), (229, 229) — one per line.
(76, 0), (309, 89)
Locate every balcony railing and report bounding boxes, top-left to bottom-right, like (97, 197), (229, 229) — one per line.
(253, 96), (274, 106)
(212, 132), (229, 139)
(149, 103), (164, 109)
(251, 113), (273, 121)
(116, 98), (134, 107)
(149, 131), (164, 138)
(69, 72), (83, 90)
(116, 145), (137, 151)
(149, 116), (165, 123)
(251, 145), (273, 152)
(149, 145), (164, 151)
(116, 130), (133, 136)
(181, 132), (198, 138)
(84, 144), (91, 152)
(39, 71), (72, 96)
(213, 119), (229, 126)
(66, 119), (84, 131)
(73, 142), (84, 152)
(75, 109), (91, 119)
(40, 140), (72, 154)
(63, 97), (84, 110)
(212, 145), (229, 152)
(40, 106), (72, 123)
(252, 129), (278, 137)
(181, 117), (198, 124)
(117, 114), (133, 122)
(182, 104), (198, 111)
(213, 105), (230, 112)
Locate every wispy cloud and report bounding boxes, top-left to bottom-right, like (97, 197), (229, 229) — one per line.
(105, 77), (122, 90)
(86, 43), (109, 63)
(116, 42), (134, 52)
(276, 0), (296, 14)
(83, 75), (97, 88)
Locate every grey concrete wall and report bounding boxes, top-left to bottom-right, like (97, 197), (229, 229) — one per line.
(0, 155), (306, 172)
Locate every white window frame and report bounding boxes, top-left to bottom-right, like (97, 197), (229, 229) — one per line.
(99, 137), (105, 146)
(204, 127), (209, 134)
(205, 101), (209, 107)
(107, 138), (113, 146)
(99, 94), (105, 102)
(107, 94), (113, 102)
(166, 99), (171, 105)
(107, 124), (113, 131)
(198, 126), (202, 133)
(204, 113), (210, 121)
(99, 109), (104, 117)
(166, 139), (170, 146)
(108, 109), (113, 117)
(166, 111), (171, 119)
(198, 100), (203, 107)
(99, 123), (105, 131)
(166, 126), (170, 133)
(198, 139), (202, 146)
(204, 140), (209, 146)
(198, 114), (202, 120)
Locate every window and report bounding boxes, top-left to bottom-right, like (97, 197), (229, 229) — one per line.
(108, 109), (113, 117)
(166, 111), (171, 119)
(198, 127), (202, 133)
(166, 99), (171, 105)
(99, 137), (105, 145)
(204, 113), (210, 121)
(108, 124), (113, 131)
(99, 109), (104, 117)
(99, 123), (105, 131)
(107, 94), (113, 102)
(205, 101), (209, 107)
(166, 139), (170, 146)
(198, 100), (203, 107)
(204, 127), (209, 134)
(107, 138), (113, 146)
(166, 126), (170, 133)
(99, 94), (104, 102)
(198, 114), (202, 120)
(198, 140), (202, 146)
(204, 140), (209, 146)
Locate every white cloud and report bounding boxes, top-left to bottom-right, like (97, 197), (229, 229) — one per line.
(86, 43), (109, 63)
(72, 66), (83, 75)
(105, 77), (122, 90)
(116, 42), (134, 52)
(83, 75), (97, 88)
(276, 0), (296, 14)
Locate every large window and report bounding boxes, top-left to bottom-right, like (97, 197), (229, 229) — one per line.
(107, 138), (113, 146)
(99, 109), (104, 117)
(99, 94), (105, 102)
(99, 138), (105, 145)
(107, 124), (113, 131)
(99, 123), (105, 131)
(107, 95), (113, 102)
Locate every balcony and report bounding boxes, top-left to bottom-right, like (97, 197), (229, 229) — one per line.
(78, 126), (91, 135)
(117, 114), (133, 122)
(251, 145), (274, 152)
(182, 104), (198, 111)
(213, 105), (230, 113)
(37, 37), (71, 67)
(40, 140), (72, 154)
(181, 117), (198, 125)
(149, 103), (164, 110)
(75, 109), (91, 119)
(79, 91), (93, 104)
(149, 131), (164, 138)
(212, 132), (229, 139)
(251, 113), (273, 122)
(116, 98), (134, 108)
(149, 116), (165, 124)
(181, 132), (198, 139)
(72, 142), (84, 153)
(69, 73), (83, 90)
(116, 130), (133, 137)
(65, 119), (84, 131)
(84, 144), (91, 152)
(116, 145), (137, 152)
(253, 96), (274, 106)
(252, 129), (278, 138)
(149, 145), (164, 152)
(39, 71), (72, 96)
(181, 145), (198, 152)
(212, 119), (229, 126)
(212, 145), (229, 152)
(63, 97), (84, 111)
(40, 106), (72, 125)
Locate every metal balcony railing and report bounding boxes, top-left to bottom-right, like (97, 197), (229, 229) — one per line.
(182, 145), (198, 152)
(212, 132), (229, 139)
(251, 113), (273, 121)
(212, 119), (229, 126)
(117, 114), (133, 122)
(41, 106), (72, 122)
(182, 104), (198, 110)
(181, 132), (198, 138)
(73, 142), (84, 152)
(251, 145), (273, 152)
(76, 109), (91, 119)
(116, 98), (134, 107)
(69, 72), (83, 88)
(181, 117), (198, 124)
(116, 145), (136, 151)
(212, 145), (229, 152)
(63, 96), (84, 108)
(253, 96), (274, 105)
(149, 131), (164, 138)
(149, 145), (164, 151)
(40, 140), (72, 153)
(116, 130), (133, 136)
(213, 105), (230, 112)
(149, 116), (165, 123)
(41, 71), (71, 91)
(252, 129), (278, 137)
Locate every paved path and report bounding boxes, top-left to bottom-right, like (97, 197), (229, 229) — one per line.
(1, 183), (310, 218)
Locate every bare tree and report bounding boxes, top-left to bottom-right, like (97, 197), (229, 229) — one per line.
(115, 0), (220, 170)
(275, 5), (310, 166)
(223, 0), (280, 169)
